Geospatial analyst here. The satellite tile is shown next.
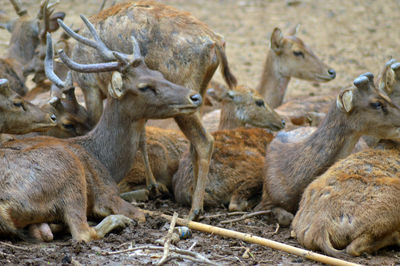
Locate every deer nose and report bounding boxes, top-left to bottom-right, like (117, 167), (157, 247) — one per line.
(190, 93), (202, 106)
(328, 69), (336, 79)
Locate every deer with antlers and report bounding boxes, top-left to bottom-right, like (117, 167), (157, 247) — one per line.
(57, 0), (237, 220)
(0, 28), (202, 242)
(0, 0), (65, 95)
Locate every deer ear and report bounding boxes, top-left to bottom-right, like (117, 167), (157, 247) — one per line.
(108, 71), (125, 99)
(48, 12), (66, 32)
(287, 24), (300, 36)
(337, 89), (353, 113)
(271, 27), (284, 54)
(379, 68), (395, 95)
(0, 79), (13, 97)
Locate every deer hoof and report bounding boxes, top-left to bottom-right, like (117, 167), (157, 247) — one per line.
(147, 183), (169, 198)
(120, 189), (149, 202)
(187, 208), (204, 221)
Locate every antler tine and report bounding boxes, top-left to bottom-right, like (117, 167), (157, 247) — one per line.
(130, 34), (142, 59)
(9, 0), (27, 17)
(45, 33), (66, 89)
(58, 49), (120, 73)
(37, 0), (49, 19)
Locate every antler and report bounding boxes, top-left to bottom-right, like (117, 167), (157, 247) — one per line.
(45, 33), (74, 91)
(9, 0), (27, 17)
(57, 14), (143, 72)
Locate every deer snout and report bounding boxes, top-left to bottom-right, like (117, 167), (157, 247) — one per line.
(189, 93), (202, 106)
(328, 69), (336, 79)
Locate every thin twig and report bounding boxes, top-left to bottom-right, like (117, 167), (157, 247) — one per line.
(220, 210), (271, 224)
(157, 212), (178, 266)
(188, 241), (197, 251)
(273, 223), (280, 235)
(0, 241), (30, 251)
(200, 211), (248, 220)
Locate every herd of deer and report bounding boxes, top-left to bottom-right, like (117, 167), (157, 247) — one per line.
(0, 0), (399, 259)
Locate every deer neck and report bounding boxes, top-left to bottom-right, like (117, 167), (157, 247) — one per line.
(72, 98), (145, 183)
(218, 102), (243, 130)
(257, 51), (290, 108)
(291, 104), (361, 186)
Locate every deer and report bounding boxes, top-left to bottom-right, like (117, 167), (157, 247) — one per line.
(194, 25), (335, 131)
(258, 25), (336, 109)
(118, 86), (284, 199)
(0, 28), (202, 242)
(56, 0), (237, 220)
(291, 61), (400, 258)
(254, 72), (400, 226)
(202, 85), (285, 132)
(0, 77), (56, 135)
(0, 0), (65, 95)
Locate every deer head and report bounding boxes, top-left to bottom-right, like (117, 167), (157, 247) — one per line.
(0, 78), (56, 133)
(336, 72), (400, 139)
(270, 26), (336, 82)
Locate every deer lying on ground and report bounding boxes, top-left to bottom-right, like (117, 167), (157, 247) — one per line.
(0, 29), (202, 242)
(202, 85), (285, 132)
(118, 86), (284, 197)
(196, 25), (335, 131)
(58, 0), (237, 220)
(0, 0), (65, 95)
(291, 61), (400, 257)
(258, 25), (335, 109)
(0, 78), (56, 135)
(255, 72), (400, 226)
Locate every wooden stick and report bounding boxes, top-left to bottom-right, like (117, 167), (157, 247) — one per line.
(157, 212), (178, 265)
(144, 210), (361, 266)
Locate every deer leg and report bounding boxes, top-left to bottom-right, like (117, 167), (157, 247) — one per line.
(229, 179), (263, 212)
(139, 128), (168, 197)
(175, 113), (214, 221)
(63, 201), (98, 242)
(346, 231), (400, 256)
(93, 215), (133, 239)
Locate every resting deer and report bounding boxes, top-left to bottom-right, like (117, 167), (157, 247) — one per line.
(0, 78), (56, 135)
(255, 72), (400, 226)
(0, 29), (202, 242)
(258, 25), (335, 108)
(119, 86), (284, 198)
(57, 0), (237, 220)
(0, 0), (65, 95)
(197, 25), (335, 130)
(291, 61), (400, 258)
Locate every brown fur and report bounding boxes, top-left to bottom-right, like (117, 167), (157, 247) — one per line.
(255, 73), (400, 225)
(0, 33), (202, 241)
(69, 0), (237, 220)
(292, 147), (400, 257)
(173, 128), (274, 211)
(0, 58), (27, 96)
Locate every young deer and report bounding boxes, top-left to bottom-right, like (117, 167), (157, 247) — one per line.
(291, 62), (400, 257)
(58, 0), (237, 220)
(202, 85), (285, 132)
(0, 78), (56, 134)
(255, 72), (400, 226)
(0, 30), (202, 242)
(257, 25), (335, 108)
(0, 0), (65, 93)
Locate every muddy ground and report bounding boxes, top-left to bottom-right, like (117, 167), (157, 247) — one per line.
(1, 0), (400, 265)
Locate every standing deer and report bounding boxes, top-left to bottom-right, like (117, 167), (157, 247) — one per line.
(291, 61), (400, 257)
(0, 78), (56, 134)
(0, 29), (202, 242)
(119, 86), (284, 199)
(57, 0), (237, 220)
(255, 72), (400, 225)
(0, 0), (65, 94)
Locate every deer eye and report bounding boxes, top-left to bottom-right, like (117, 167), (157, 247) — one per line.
(138, 84), (156, 94)
(293, 51), (304, 58)
(370, 101), (383, 110)
(13, 99), (24, 110)
(62, 123), (75, 130)
(255, 99), (265, 107)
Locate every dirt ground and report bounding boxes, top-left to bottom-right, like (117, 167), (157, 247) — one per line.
(1, 0), (400, 265)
